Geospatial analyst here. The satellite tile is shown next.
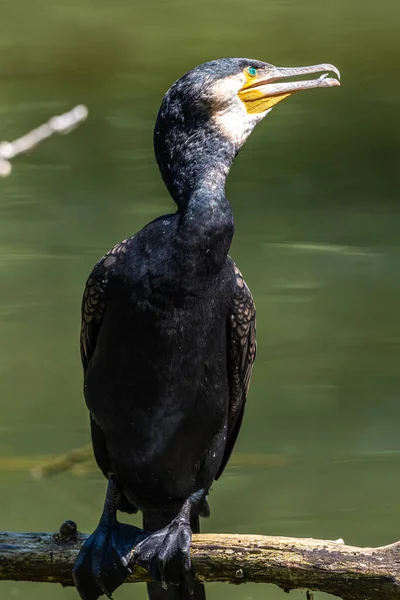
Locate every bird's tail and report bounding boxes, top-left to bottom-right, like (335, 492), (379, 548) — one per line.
(143, 512), (206, 600)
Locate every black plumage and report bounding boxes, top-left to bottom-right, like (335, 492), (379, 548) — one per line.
(73, 56), (339, 600)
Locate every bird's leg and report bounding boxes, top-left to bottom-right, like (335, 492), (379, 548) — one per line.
(132, 489), (206, 592)
(73, 476), (147, 600)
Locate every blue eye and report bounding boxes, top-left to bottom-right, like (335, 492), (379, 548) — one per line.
(247, 67), (257, 77)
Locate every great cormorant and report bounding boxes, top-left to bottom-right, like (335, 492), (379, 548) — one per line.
(72, 57), (340, 600)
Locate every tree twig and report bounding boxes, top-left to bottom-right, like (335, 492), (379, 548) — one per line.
(1, 525), (400, 599)
(0, 105), (88, 177)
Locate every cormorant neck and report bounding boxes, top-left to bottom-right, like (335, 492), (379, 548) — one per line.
(154, 108), (237, 269)
(154, 108), (237, 208)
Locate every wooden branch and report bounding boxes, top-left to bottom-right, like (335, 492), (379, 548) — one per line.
(1, 524), (400, 599)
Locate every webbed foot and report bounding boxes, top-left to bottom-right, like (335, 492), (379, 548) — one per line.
(133, 491), (205, 593)
(72, 478), (147, 600)
(73, 521), (145, 599)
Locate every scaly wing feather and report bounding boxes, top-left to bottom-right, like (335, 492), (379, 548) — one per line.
(80, 238), (134, 480)
(216, 261), (256, 480)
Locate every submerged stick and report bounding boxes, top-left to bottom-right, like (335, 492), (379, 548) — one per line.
(0, 105), (88, 177)
(24, 446), (285, 478)
(30, 445), (94, 479)
(1, 525), (400, 599)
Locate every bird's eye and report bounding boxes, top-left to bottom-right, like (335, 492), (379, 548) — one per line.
(247, 67), (257, 77)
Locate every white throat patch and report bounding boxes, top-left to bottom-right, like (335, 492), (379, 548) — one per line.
(210, 75), (271, 148)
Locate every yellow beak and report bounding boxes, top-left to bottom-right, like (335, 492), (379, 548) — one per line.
(239, 63), (341, 114)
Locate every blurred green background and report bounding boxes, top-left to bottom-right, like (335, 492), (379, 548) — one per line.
(1, 0), (400, 598)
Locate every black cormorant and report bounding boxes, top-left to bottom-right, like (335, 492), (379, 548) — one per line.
(72, 57), (340, 600)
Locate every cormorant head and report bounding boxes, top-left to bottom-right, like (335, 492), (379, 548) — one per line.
(155, 58), (340, 205)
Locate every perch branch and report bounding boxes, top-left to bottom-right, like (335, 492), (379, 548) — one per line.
(1, 525), (400, 599)
(0, 105), (88, 177)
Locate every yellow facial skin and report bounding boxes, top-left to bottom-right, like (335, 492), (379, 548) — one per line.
(238, 69), (292, 114)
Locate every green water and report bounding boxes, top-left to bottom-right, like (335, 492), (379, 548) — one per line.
(1, 0), (400, 598)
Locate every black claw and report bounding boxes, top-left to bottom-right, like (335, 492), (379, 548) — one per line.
(184, 569), (195, 596)
(118, 551), (132, 573)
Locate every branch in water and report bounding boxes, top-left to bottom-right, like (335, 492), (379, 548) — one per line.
(28, 445), (285, 478)
(1, 525), (400, 599)
(0, 105), (88, 177)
